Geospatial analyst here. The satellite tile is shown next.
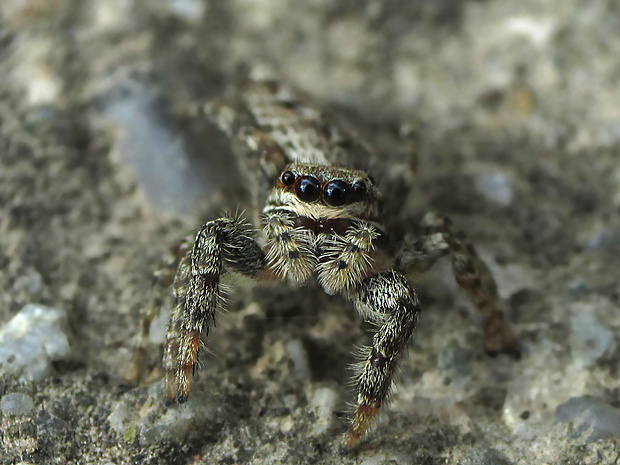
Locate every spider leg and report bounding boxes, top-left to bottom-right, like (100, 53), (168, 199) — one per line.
(345, 271), (422, 448)
(163, 216), (266, 403)
(398, 211), (519, 357)
(262, 210), (317, 284)
(317, 222), (380, 295)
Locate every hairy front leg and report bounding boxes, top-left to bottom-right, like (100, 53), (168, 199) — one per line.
(163, 216), (266, 403)
(399, 211), (519, 356)
(263, 210), (317, 284)
(346, 271), (422, 448)
(318, 222), (381, 295)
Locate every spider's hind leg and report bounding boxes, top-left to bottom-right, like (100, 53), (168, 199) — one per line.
(398, 211), (519, 357)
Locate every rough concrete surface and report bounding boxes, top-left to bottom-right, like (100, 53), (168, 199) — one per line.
(1, 1), (620, 464)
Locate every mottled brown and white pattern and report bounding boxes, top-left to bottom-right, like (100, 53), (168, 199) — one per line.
(162, 70), (520, 448)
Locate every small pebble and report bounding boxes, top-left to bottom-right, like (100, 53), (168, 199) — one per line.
(13, 271), (43, 295)
(0, 304), (71, 381)
(585, 229), (615, 249)
(360, 453), (387, 465)
(99, 78), (213, 215)
(310, 387), (339, 435)
(460, 448), (513, 465)
(139, 393), (230, 445)
(148, 305), (169, 345)
(109, 390), (235, 445)
(556, 395), (620, 443)
(1, 393), (34, 416)
(108, 399), (133, 437)
(169, 0), (205, 21)
(285, 339), (310, 380)
(360, 453), (412, 465)
(438, 343), (473, 385)
(474, 172), (514, 206)
(597, 119), (620, 147)
(569, 313), (615, 368)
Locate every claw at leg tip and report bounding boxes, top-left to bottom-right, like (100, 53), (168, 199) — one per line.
(343, 430), (362, 449)
(343, 404), (379, 449)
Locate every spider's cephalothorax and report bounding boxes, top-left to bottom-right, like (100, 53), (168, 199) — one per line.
(162, 72), (520, 448)
(262, 163), (388, 294)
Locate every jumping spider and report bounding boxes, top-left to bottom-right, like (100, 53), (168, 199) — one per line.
(162, 70), (519, 448)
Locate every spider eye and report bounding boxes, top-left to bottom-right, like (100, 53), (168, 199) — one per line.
(324, 180), (348, 206)
(281, 171), (296, 186)
(295, 176), (321, 202)
(352, 181), (367, 195)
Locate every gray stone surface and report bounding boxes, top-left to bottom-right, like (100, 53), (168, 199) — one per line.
(0, 0), (619, 464)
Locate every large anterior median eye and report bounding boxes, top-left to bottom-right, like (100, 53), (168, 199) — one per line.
(295, 176), (321, 202)
(324, 180), (348, 206)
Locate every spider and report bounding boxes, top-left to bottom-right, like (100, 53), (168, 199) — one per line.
(162, 70), (520, 448)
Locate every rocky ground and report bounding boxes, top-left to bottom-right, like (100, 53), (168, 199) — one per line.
(1, 1), (620, 464)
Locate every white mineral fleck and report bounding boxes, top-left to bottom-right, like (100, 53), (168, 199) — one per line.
(360, 453), (387, 465)
(148, 304), (170, 345)
(1, 393), (34, 416)
(0, 304), (71, 381)
(8, 36), (62, 106)
(474, 172), (514, 206)
(285, 339), (310, 380)
(138, 393), (229, 445)
(504, 17), (556, 47)
(556, 396), (620, 443)
(359, 453), (412, 465)
(310, 387), (339, 435)
(169, 0), (205, 21)
(100, 78), (213, 216)
(107, 399), (133, 436)
(569, 313), (615, 368)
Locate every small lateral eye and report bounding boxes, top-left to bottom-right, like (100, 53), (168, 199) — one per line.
(324, 180), (348, 206)
(281, 171), (296, 186)
(352, 180), (367, 195)
(295, 176), (321, 202)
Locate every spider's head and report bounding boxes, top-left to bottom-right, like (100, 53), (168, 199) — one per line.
(269, 163), (382, 221)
